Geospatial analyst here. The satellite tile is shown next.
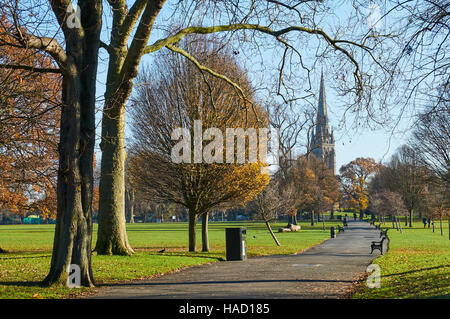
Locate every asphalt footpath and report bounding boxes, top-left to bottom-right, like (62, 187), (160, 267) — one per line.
(89, 220), (383, 299)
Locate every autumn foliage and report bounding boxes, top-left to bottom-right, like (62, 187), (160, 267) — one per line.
(339, 157), (379, 213)
(0, 17), (60, 218)
(291, 155), (340, 214)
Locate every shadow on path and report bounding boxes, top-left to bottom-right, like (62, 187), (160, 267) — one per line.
(89, 221), (381, 299)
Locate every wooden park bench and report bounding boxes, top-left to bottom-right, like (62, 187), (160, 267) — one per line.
(380, 228), (389, 238)
(371, 236), (388, 255)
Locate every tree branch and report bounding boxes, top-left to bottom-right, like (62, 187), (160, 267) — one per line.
(144, 23), (368, 91)
(16, 33), (67, 68)
(0, 64), (61, 73)
(165, 43), (258, 119)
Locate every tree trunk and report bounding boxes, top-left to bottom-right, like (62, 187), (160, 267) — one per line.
(398, 217), (403, 234)
(43, 2), (102, 287)
(125, 188), (135, 223)
(409, 208), (413, 227)
(96, 94), (134, 255)
(201, 212), (209, 252)
(96, 0), (166, 256)
(188, 211), (198, 252)
(129, 203), (135, 224)
(265, 220), (281, 246)
(439, 218), (443, 236)
(311, 211), (315, 226)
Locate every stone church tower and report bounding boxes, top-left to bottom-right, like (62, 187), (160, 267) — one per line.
(309, 72), (336, 175)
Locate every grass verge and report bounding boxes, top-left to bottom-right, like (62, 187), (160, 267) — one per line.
(0, 220), (337, 299)
(352, 221), (450, 299)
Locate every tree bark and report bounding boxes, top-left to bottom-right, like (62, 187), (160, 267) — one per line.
(293, 213), (298, 225)
(129, 203), (135, 223)
(95, 0), (166, 256)
(201, 212), (210, 252)
(311, 211), (315, 226)
(188, 211), (198, 252)
(265, 220), (281, 246)
(43, 0), (102, 287)
(96, 91), (134, 255)
(409, 208), (413, 227)
(125, 188), (135, 223)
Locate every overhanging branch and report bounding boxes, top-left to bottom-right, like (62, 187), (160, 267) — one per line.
(0, 64), (62, 74)
(144, 23), (372, 91)
(165, 43), (259, 120)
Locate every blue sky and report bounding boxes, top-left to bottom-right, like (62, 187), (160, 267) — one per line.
(92, 1), (414, 171)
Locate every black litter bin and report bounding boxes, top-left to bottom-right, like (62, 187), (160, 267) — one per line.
(225, 227), (247, 261)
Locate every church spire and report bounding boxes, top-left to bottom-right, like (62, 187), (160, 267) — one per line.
(317, 71), (328, 128)
(310, 71), (336, 175)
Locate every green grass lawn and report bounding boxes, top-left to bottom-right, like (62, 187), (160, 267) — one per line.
(353, 221), (450, 299)
(0, 220), (337, 299)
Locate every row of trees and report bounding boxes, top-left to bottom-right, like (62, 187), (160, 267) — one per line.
(367, 92), (449, 232)
(369, 143), (449, 234)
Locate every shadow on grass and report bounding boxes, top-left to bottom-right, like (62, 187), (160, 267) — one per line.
(99, 278), (355, 288)
(0, 254), (51, 260)
(145, 251), (224, 261)
(380, 264), (450, 278)
(0, 280), (43, 287)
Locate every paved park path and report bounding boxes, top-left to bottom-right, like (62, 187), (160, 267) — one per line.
(90, 221), (383, 299)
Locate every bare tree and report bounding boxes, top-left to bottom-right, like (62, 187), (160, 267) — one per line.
(247, 179), (296, 246)
(422, 177), (449, 237)
(128, 43), (269, 252)
(371, 190), (408, 232)
(390, 1), (450, 114)
(410, 93), (450, 187)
